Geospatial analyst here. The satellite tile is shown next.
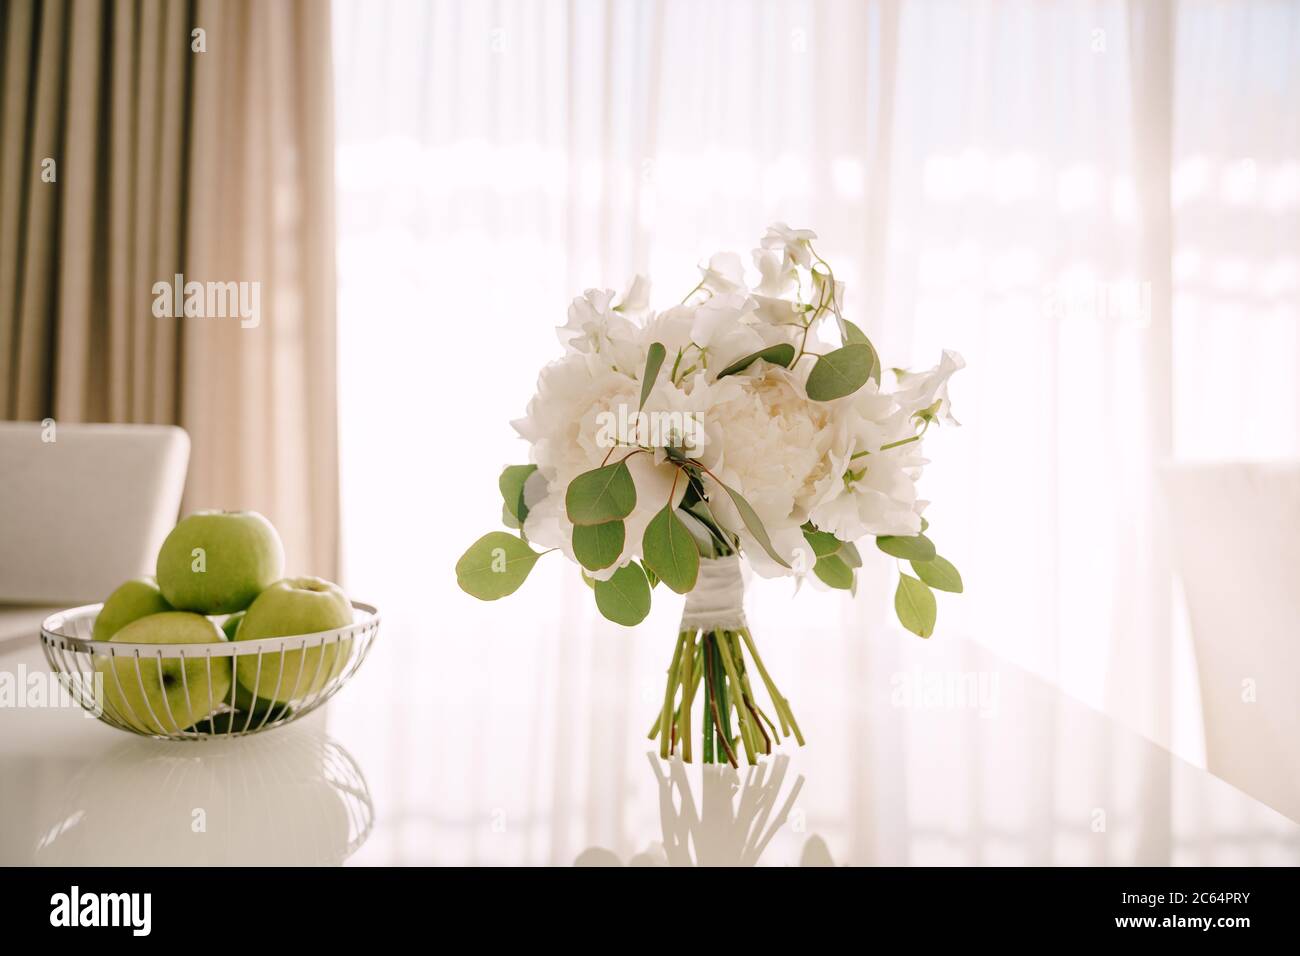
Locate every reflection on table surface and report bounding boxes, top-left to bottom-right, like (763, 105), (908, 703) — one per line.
(2, 624), (1298, 866)
(0, 701), (372, 866)
(576, 755), (818, 866)
(325, 611), (1300, 866)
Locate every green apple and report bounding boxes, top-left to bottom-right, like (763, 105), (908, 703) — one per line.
(95, 612), (233, 734)
(93, 577), (172, 642)
(235, 577), (354, 704)
(221, 611), (244, 642)
(231, 675), (286, 717)
(156, 510), (285, 614)
(223, 612), (292, 720)
(190, 704), (290, 734)
(222, 611), (281, 718)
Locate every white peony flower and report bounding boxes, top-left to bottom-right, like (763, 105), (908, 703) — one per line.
(512, 350), (687, 579)
(696, 364), (847, 577)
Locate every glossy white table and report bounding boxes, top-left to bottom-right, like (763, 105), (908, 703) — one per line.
(1, 627), (1296, 866)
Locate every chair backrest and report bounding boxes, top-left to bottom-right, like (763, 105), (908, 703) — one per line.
(1165, 461), (1300, 823)
(0, 422), (189, 604)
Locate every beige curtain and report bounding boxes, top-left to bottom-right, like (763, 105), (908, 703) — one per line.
(0, 0), (339, 580)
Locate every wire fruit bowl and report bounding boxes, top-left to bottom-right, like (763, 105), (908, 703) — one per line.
(40, 601), (380, 741)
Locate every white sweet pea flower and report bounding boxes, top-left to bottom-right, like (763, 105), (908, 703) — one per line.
(699, 252), (747, 295)
(807, 439), (925, 540)
(557, 288), (643, 374)
(639, 297), (783, 386)
(691, 292), (759, 349)
(615, 274), (653, 318)
(750, 294), (804, 327)
(639, 305), (698, 357)
(893, 349), (965, 427)
(761, 222), (817, 270)
(753, 248), (797, 298)
(805, 350), (964, 540)
(809, 266), (845, 314)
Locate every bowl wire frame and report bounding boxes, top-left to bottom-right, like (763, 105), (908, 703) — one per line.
(39, 601), (380, 741)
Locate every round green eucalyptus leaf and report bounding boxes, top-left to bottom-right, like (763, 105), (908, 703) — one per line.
(841, 322), (882, 385)
(456, 532), (541, 600)
(642, 505), (700, 594)
(801, 525), (841, 558)
(572, 520), (625, 571)
(806, 344), (875, 400)
(716, 343), (796, 379)
(895, 573), (937, 638)
(499, 464), (538, 523)
(843, 319), (869, 345)
(813, 553), (854, 590)
(593, 562), (652, 626)
(565, 460), (637, 525)
(875, 532), (936, 562)
(911, 554), (963, 593)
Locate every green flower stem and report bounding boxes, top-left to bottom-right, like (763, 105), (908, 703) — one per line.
(649, 625), (800, 764)
(714, 629), (758, 765)
(731, 633), (773, 755)
(702, 637), (715, 764)
(679, 630), (696, 763)
(704, 634), (738, 767)
(713, 633), (734, 752)
(748, 693), (780, 739)
(659, 631), (687, 759)
(738, 627), (805, 746)
(730, 632), (774, 754)
(646, 643), (702, 739)
(726, 631), (760, 760)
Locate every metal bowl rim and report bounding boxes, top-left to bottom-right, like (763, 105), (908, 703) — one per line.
(40, 600), (380, 656)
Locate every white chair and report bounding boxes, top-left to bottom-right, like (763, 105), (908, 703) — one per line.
(0, 422), (189, 644)
(1165, 462), (1300, 823)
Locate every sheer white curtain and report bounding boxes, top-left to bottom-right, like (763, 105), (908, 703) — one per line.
(330, 0), (1299, 862)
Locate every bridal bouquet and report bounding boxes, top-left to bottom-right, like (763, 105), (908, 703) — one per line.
(456, 224), (964, 766)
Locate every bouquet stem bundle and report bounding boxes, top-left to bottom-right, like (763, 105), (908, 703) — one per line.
(649, 626), (802, 767)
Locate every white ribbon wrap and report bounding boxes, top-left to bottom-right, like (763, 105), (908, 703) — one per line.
(680, 556), (748, 632)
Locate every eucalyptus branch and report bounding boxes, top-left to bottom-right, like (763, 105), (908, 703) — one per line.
(600, 444), (652, 467)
